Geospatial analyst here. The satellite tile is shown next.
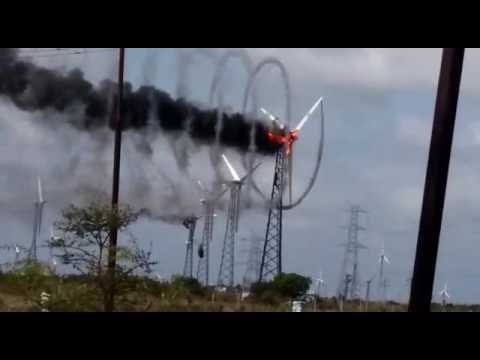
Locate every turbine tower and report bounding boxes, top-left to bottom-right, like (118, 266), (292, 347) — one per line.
(196, 181), (228, 287)
(30, 176), (46, 261)
(182, 216), (198, 278)
(314, 271), (326, 297)
(217, 154), (260, 288)
(337, 205), (367, 301)
(377, 241), (390, 303)
(258, 97), (324, 282)
(364, 274), (376, 312)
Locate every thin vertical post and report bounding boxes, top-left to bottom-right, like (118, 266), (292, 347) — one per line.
(106, 48), (125, 312)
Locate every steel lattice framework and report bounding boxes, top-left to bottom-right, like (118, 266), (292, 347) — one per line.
(196, 202), (215, 286)
(182, 217), (197, 278)
(259, 149), (286, 282)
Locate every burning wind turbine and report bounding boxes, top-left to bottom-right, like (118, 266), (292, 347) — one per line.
(261, 97), (324, 204)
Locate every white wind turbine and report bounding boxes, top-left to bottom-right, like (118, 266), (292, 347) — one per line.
(377, 240), (390, 302)
(217, 154), (261, 287)
(439, 282), (450, 308)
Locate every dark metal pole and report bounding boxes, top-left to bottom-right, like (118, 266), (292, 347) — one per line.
(106, 48), (125, 312)
(408, 48), (464, 312)
(365, 279), (371, 312)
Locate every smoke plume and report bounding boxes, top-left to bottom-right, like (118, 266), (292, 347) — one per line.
(0, 48), (279, 155)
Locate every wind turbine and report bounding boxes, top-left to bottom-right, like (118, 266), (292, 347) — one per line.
(30, 176), (46, 261)
(377, 240), (390, 303)
(260, 96), (323, 204)
(314, 271), (326, 298)
(439, 282), (450, 308)
(217, 154), (261, 287)
(14, 245), (21, 266)
(196, 180), (228, 287)
(258, 96), (325, 282)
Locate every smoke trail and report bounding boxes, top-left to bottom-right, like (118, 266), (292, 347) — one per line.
(242, 57), (293, 203)
(208, 49), (259, 187)
(0, 48), (279, 156)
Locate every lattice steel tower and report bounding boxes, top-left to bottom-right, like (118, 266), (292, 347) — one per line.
(242, 235), (263, 288)
(337, 205), (367, 300)
(196, 202), (215, 286)
(259, 149), (286, 282)
(257, 96), (324, 283)
(182, 216), (198, 278)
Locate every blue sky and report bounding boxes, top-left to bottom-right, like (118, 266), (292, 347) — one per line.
(3, 48), (480, 304)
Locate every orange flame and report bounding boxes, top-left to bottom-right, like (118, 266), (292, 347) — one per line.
(267, 130), (300, 156)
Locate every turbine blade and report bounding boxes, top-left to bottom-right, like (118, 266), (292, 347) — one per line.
(222, 154), (241, 182)
(384, 256), (390, 264)
(196, 180), (207, 194)
(260, 108), (277, 122)
(240, 162), (261, 183)
(294, 97), (324, 131)
(37, 176), (43, 203)
(260, 108), (285, 129)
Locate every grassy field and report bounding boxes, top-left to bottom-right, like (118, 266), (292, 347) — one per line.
(0, 263), (473, 312)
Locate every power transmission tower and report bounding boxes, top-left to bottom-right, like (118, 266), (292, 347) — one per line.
(259, 149), (285, 282)
(182, 216), (198, 278)
(337, 205), (367, 301)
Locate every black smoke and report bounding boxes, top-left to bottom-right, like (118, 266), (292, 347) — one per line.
(0, 48), (279, 155)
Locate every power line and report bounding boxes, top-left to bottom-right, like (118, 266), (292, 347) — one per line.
(0, 48), (115, 60)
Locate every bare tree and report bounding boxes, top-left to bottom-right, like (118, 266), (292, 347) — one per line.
(48, 202), (157, 311)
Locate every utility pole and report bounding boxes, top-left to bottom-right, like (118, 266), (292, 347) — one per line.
(409, 48), (464, 312)
(365, 279), (372, 312)
(106, 48), (125, 312)
(183, 217), (198, 278)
